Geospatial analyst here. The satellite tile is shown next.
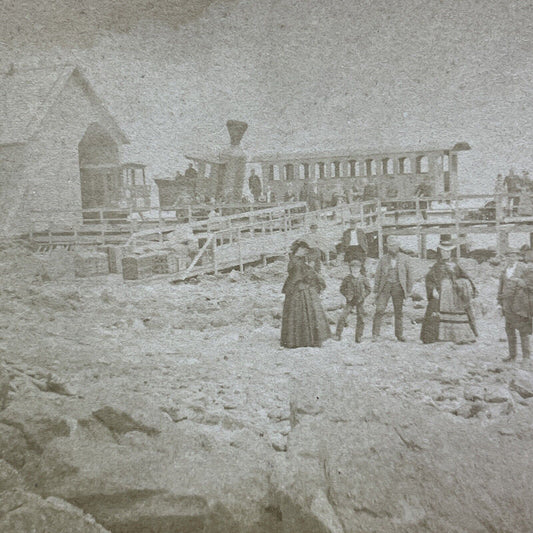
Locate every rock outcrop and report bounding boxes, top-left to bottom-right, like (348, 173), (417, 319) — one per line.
(0, 490), (110, 533)
(272, 378), (533, 533)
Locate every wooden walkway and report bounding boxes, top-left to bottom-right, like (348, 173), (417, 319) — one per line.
(18, 192), (533, 280)
(172, 192), (533, 280)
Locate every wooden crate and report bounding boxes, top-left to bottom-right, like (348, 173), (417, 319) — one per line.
(152, 252), (176, 275)
(122, 254), (156, 280)
(74, 252), (109, 277)
(97, 245), (125, 274)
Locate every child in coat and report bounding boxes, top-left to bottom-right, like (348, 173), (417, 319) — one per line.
(334, 248), (371, 342)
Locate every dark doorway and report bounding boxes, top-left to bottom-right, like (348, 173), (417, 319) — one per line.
(78, 123), (120, 209)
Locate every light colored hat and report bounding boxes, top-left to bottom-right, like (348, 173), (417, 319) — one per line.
(291, 240), (310, 257)
(293, 246), (309, 257)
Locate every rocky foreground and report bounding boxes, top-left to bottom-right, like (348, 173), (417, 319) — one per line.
(1, 243), (533, 532)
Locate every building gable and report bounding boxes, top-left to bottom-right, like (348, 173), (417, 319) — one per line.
(0, 65), (129, 146)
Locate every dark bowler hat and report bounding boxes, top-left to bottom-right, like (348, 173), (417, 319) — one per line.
(344, 246), (366, 263)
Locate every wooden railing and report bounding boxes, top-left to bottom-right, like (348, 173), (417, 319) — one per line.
(176, 200), (381, 277)
(23, 192), (533, 260)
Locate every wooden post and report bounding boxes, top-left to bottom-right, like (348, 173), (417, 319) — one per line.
(283, 211), (289, 251)
(497, 231), (509, 255)
(212, 234), (218, 274)
(376, 198), (383, 257)
(421, 234), (427, 259)
(238, 229), (243, 272)
(495, 191), (503, 256)
(454, 198), (461, 258)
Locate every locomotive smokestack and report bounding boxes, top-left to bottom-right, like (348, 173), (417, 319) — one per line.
(226, 120), (248, 146)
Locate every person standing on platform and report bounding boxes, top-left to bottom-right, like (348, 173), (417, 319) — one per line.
(184, 163), (198, 195)
(504, 169), (522, 216)
(414, 177), (432, 221)
(248, 169), (262, 202)
(334, 248), (371, 343)
(372, 236), (413, 342)
(498, 248), (531, 362)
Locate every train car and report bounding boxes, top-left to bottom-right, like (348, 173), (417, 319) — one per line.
(248, 143), (471, 208)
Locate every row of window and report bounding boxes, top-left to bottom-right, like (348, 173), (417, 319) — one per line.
(266, 155), (450, 181)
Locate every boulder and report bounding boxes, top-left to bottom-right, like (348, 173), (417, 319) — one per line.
(0, 459), (24, 492)
(17, 402), (275, 533)
(463, 386), (485, 402)
(0, 406), (71, 453)
(273, 378), (533, 533)
(0, 423), (32, 469)
(484, 386), (512, 404)
(92, 406), (160, 436)
(510, 370), (533, 399)
(0, 363), (9, 410)
(0, 490), (109, 533)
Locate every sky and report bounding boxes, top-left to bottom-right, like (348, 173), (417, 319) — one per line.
(1, 0), (532, 192)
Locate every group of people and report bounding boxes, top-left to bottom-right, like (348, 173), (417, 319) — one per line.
(280, 229), (533, 362)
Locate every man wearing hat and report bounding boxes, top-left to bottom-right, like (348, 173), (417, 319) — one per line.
(338, 219), (367, 259)
(340, 219), (358, 250)
(498, 247), (531, 362)
(372, 236), (413, 342)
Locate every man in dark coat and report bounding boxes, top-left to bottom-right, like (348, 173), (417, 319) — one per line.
(248, 170), (262, 202)
(504, 170), (522, 216)
(372, 236), (413, 341)
(498, 248), (531, 361)
(414, 178), (433, 220)
(184, 163), (198, 196)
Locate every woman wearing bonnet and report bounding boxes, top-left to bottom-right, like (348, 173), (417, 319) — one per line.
(420, 236), (478, 344)
(280, 240), (331, 348)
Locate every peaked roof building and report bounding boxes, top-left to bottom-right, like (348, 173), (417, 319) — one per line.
(0, 64), (129, 146)
(0, 64), (130, 236)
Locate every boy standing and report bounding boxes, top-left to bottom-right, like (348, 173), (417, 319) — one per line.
(334, 249), (371, 342)
(498, 248), (531, 362)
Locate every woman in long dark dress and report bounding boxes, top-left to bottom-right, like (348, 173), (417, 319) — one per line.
(421, 238), (478, 344)
(280, 241), (331, 348)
